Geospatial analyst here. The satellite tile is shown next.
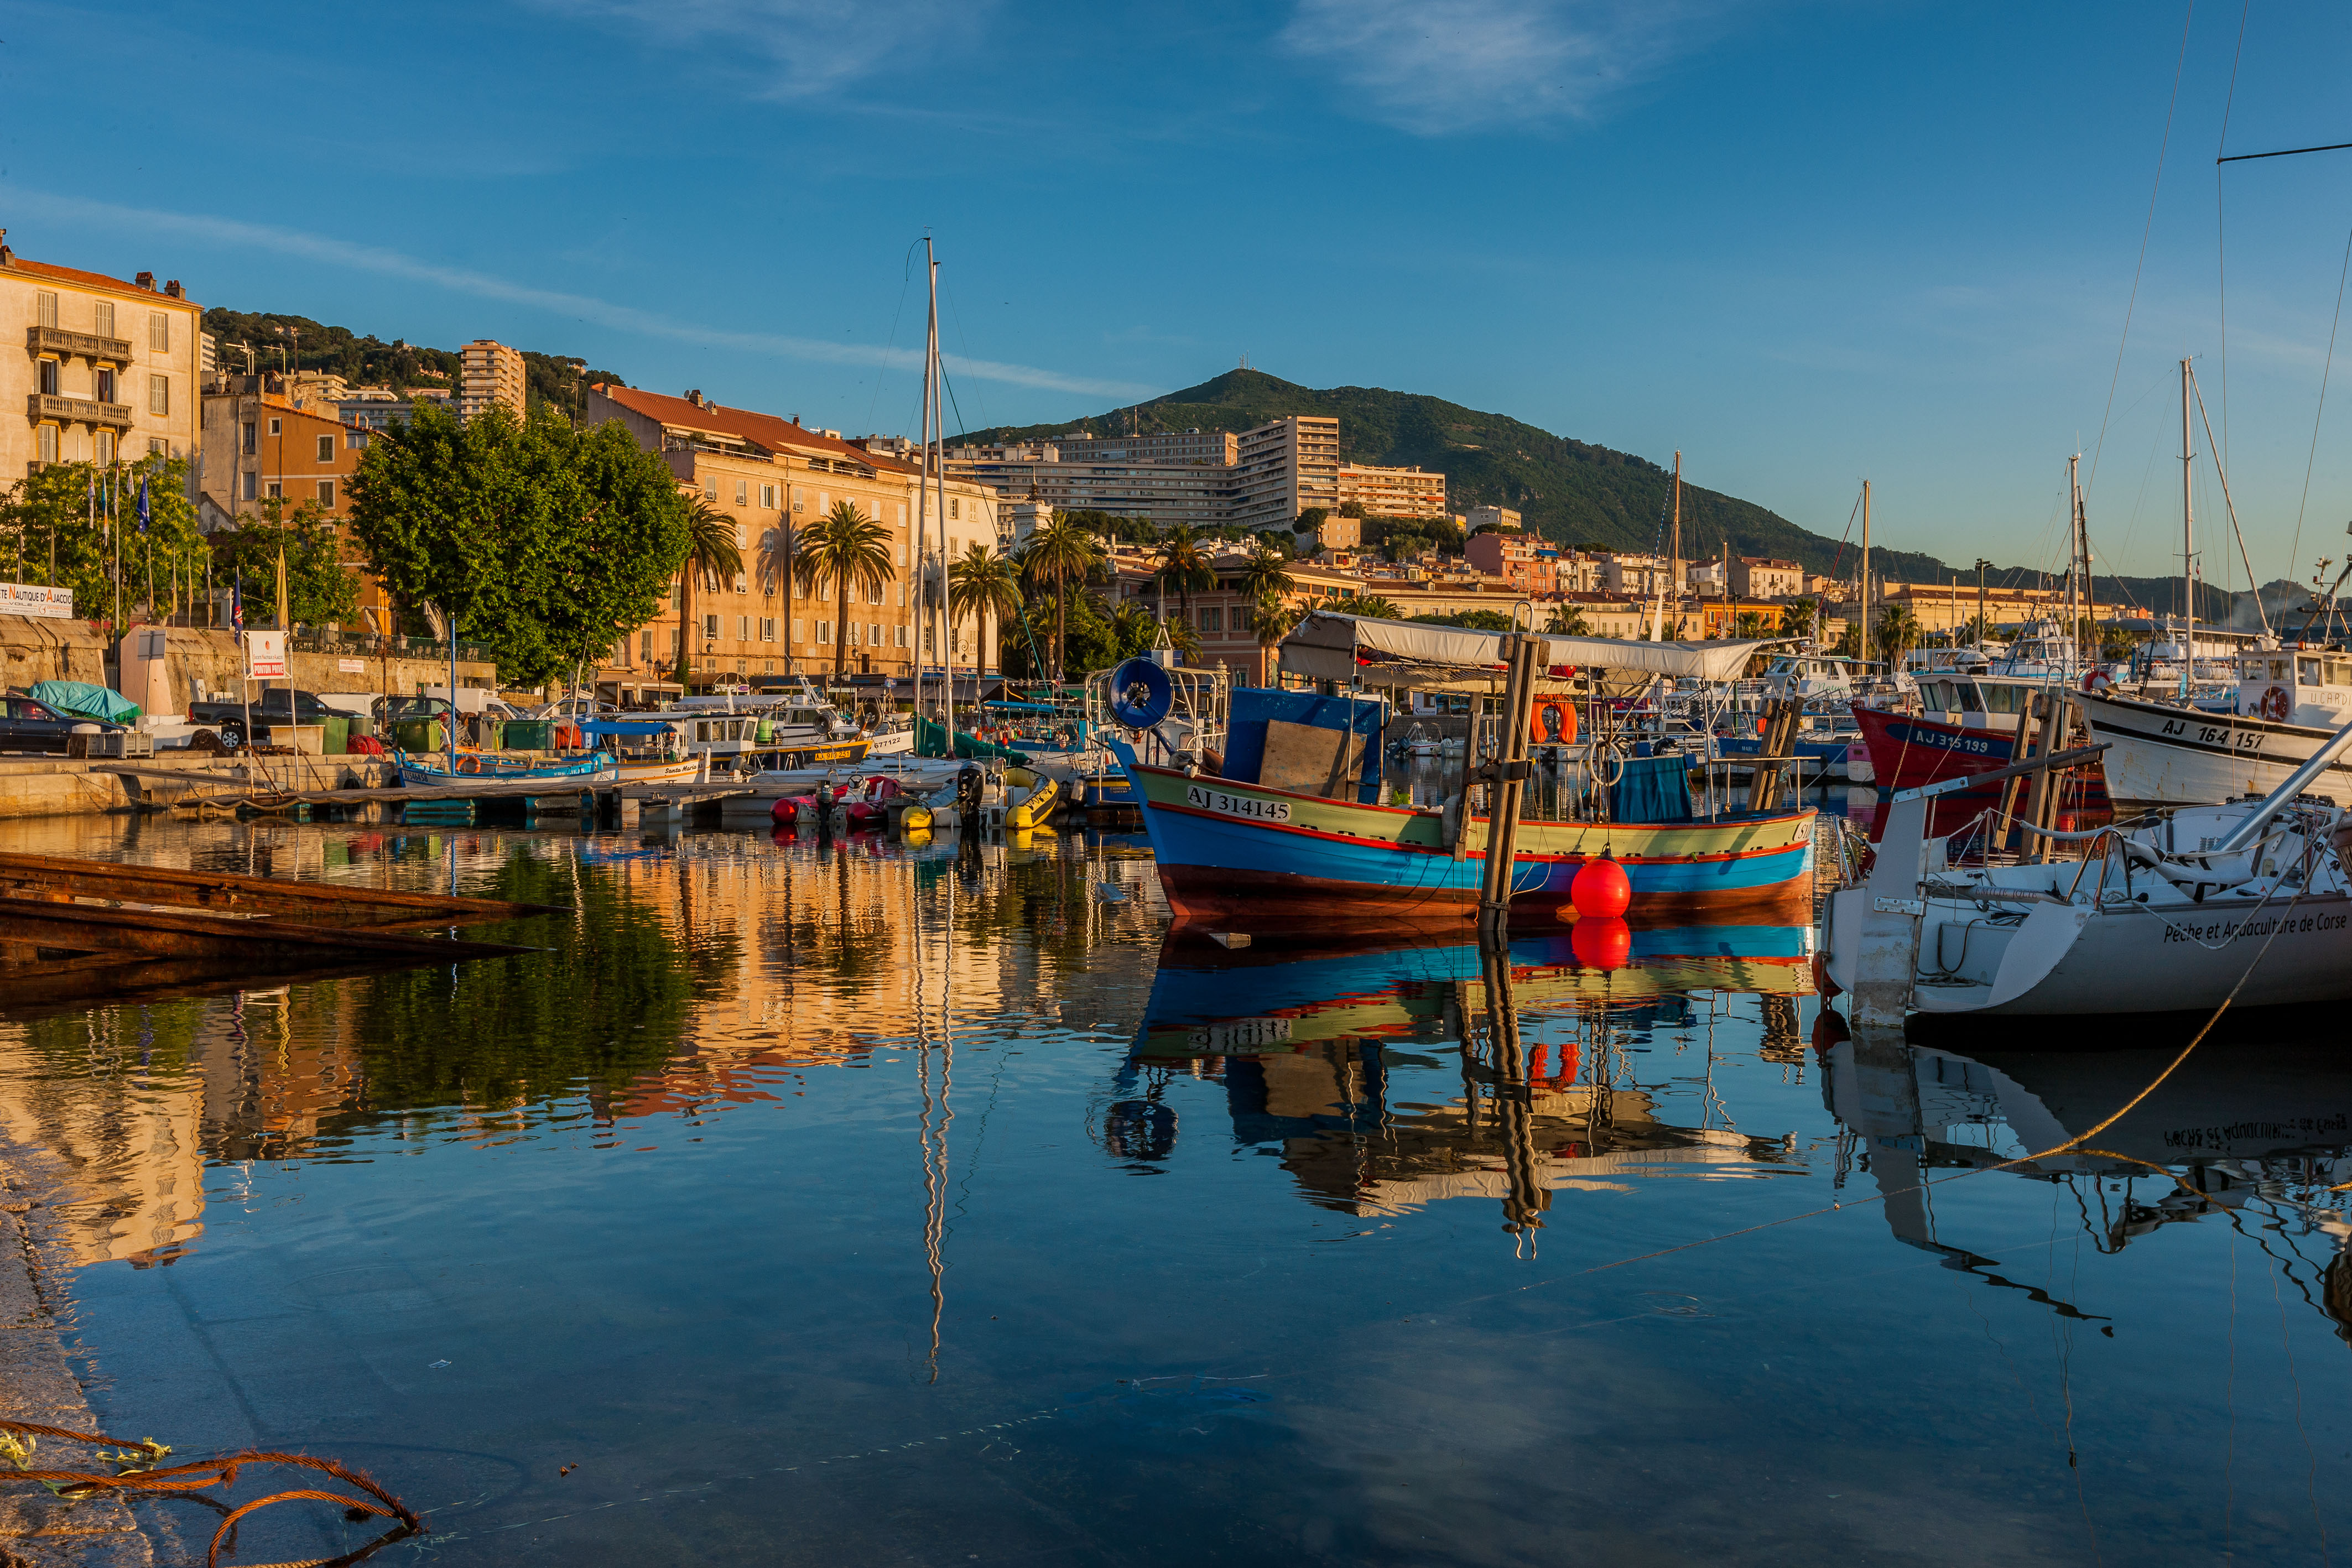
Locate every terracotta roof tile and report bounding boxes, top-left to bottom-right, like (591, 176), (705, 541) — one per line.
(592, 384), (919, 477)
(8, 256), (192, 301)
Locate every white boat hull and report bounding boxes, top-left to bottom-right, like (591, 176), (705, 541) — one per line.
(2078, 691), (2352, 809)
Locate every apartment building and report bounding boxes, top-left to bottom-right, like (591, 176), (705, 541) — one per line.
(1, 232), (202, 481)
(1731, 556), (1805, 598)
(1052, 429), (1237, 466)
(1598, 553), (1674, 597)
(1339, 463), (1448, 529)
(944, 446), (1230, 530)
(1106, 549), (1368, 685)
(586, 384), (999, 686)
(1230, 415), (1340, 532)
(457, 340), (526, 424)
(1465, 504), (1521, 534)
(1464, 532), (1578, 596)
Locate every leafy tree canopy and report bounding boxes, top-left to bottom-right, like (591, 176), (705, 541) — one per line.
(347, 404), (690, 686)
(212, 498), (358, 627)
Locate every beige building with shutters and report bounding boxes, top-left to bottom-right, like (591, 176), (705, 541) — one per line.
(0, 232), (202, 482)
(585, 384), (1000, 687)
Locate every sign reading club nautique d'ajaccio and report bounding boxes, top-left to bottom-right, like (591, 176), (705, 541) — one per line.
(0, 583), (74, 619)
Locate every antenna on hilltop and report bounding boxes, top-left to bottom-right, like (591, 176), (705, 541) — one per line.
(1239, 353), (1248, 371)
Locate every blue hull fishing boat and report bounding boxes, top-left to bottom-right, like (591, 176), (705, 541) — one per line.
(1105, 614), (1815, 933)
(394, 749), (618, 788)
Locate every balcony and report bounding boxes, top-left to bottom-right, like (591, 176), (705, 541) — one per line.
(28, 393), (133, 428)
(27, 325), (132, 363)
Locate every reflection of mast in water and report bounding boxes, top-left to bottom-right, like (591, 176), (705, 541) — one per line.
(911, 858), (954, 1384)
(1475, 940), (1547, 1253)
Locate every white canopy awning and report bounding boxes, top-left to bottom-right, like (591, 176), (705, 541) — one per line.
(1278, 611), (1776, 690)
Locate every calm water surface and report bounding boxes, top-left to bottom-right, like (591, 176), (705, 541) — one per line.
(0, 811), (2346, 1566)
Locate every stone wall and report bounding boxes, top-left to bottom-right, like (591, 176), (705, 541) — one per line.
(0, 616), (111, 691)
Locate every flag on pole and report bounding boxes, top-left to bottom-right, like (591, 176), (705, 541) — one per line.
(137, 477), (150, 535)
(231, 569), (244, 632)
(275, 545), (290, 632)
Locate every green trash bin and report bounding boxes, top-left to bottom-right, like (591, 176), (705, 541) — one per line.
(393, 719), (443, 753)
(321, 715), (350, 756)
(503, 718), (554, 752)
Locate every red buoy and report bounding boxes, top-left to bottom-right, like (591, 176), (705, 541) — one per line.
(1570, 854), (1631, 918)
(1570, 915), (1631, 969)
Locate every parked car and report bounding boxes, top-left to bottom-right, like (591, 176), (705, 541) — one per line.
(187, 688), (352, 748)
(372, 694), (455, 727)
(0, 696), (126, 754)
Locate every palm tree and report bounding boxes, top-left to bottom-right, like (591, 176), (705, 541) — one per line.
(1783, 595), (1820, 644)
(677, 499), (743, 691)
(1351, 595), (1403, 621)
(757, 523), (799, 670)
(1251, 594), (1301, 686)
(948, 541), (1022, 677)
(1239, 540), (1295, 607)
(1543, 603), (1591, 635)
(1872, 602), (1921, 666)
(1019, 512), (1106, 682)
(790, 499), (894, 680)
(1152, 524), (1215, 628)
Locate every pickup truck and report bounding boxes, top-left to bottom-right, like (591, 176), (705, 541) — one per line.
(188, 688), (353, 748)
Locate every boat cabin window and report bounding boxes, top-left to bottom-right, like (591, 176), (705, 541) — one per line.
(1919, 679), (1952, 711)
(1979, 683), (2025, 715)
(2300, 658), (2321, 686)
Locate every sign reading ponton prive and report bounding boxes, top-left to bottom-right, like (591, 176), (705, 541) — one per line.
(0, 583), (74, 619)
(244, 631), (288, 680)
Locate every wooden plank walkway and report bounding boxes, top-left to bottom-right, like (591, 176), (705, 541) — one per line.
(0, 852), (562, 928)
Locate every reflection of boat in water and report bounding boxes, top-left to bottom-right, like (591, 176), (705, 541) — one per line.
(1819, 1027), (2352, 1314)
(1111, 926), (1814, 1225)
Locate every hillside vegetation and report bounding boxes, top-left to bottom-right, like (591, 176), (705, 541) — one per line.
(199, 308), (628, 424)
(956, 368), (1954, 581)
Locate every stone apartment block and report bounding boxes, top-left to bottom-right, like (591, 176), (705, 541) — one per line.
(1339, 462), (1446, 522)
(1, 233), (202, 483)
(458, 340), (526, 424)
(1230, 415), (1340, 531)
(1731, 556), (1805, 598)
(586, 384), (1000, 686)
(1465, 505), (1521, 534)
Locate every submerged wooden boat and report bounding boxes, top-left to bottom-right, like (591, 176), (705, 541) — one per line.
(394, 749), (617, 788)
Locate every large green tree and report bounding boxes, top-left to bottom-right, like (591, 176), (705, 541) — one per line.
(212, 498), (358, 628)
(347, 403), (690, 687)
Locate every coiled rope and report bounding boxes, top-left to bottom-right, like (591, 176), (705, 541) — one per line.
(0, 1416), (422, 1567)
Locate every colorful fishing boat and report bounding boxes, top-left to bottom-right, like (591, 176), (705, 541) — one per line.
(1105, 614), (1817, 933)
(393, 748), (618, 788)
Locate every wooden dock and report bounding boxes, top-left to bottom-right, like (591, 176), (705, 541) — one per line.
(96, 765), (766, 826)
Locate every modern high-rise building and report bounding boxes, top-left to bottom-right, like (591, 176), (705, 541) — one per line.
(1229, 415), (1340, 531)
(457, 340), (526, 424)
(1341, 463), (1448, 522)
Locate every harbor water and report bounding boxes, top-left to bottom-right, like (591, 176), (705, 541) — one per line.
(0, 810), (2347, 1564)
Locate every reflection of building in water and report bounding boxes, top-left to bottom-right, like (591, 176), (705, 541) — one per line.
(0, 823), (1157, 1267)
(0, 989), (370, 1267)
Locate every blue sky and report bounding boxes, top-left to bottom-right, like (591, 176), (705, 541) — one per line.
(8, 0), (2350, 584)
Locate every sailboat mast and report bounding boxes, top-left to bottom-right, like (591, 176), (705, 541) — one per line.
(914, 237), (936, 725)
(2181, 357), (2194, 697)
(1669, 450), (1682, 638)
(1859, 481), (1871, 669)
(2067, 452), (2080, 674)
(928, 244), (952, 739)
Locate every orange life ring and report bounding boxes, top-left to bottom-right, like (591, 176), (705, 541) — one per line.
(2258, 684), (2292, 723)
(1534, 698), (1577, 745)
(456, 753), (482, 774)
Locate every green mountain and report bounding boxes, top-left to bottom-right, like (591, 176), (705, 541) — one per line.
(956, 368), (1954, 582)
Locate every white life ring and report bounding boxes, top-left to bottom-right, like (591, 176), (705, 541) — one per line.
(2258, 684), (2292, 723)
(2082, 669), (2112, 694)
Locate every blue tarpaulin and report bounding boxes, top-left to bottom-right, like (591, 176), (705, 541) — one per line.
(1609, 756), (1693, 824)
(983, 700), (1060, 714)
(1224, 689), (1385, 803)
(579, 718), (675, 737)
(28, 680), (138, 723)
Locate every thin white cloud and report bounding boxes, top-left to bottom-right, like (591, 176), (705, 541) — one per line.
(522, 0), (981, 100)
(1279, 0), (1721, 136)
(0, 186), (1156, 400)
